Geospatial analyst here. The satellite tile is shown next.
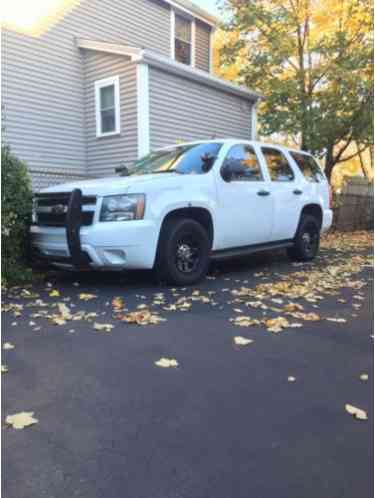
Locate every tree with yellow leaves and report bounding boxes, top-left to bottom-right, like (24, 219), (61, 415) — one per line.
(217, 0), (373, 182)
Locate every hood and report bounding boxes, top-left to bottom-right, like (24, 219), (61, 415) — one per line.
(39, 173), (180, 196)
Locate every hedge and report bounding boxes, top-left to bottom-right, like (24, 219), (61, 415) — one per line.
(1, 145), (33, 286)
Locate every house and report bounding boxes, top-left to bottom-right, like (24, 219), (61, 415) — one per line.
(2, 0), (261, 191)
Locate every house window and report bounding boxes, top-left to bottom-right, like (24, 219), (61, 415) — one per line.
(174, 14), (193, 66)
(95, 76), (120, 137)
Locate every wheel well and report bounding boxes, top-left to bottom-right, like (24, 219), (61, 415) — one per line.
(160, 208), (214, 247)
(301, 204), (323, 228)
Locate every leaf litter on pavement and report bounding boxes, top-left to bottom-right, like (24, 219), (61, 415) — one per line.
(1, 231), (372, 427)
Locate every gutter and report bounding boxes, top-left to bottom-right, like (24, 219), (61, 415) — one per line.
(135, 50), (263, 102)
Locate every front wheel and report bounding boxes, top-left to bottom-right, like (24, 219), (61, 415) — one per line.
(155, 218), (210, 285)
(287, 214), (321, 261)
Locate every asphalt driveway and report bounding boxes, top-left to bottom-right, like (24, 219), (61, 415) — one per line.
(2, 232), (373, 498)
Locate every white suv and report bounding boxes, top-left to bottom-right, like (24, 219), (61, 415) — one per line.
(31, 140), (333, 285)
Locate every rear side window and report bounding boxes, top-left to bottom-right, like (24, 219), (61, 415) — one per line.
(290, 152), (325, 182)
(262, 148), (294, 182)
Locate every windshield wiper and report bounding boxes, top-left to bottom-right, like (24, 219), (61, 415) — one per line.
(152, 170), (183, 174)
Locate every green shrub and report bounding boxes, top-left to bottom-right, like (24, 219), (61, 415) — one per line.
(1, 145), (33, 286)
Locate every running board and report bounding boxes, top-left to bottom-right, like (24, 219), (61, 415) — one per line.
(210, 240), (294, 261)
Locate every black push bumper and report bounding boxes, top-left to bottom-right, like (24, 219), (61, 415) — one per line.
(32, 188), (92, 269)
(65, 188), (90, 268)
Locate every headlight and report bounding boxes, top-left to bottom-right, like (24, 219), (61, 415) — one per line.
(100, 194), (145, 222)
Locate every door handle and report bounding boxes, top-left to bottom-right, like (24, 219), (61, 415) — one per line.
(293, 189), (303, 195)
(257, 190), (270, 196)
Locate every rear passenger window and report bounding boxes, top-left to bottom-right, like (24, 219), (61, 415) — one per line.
(224, 145), (263, 181)
(290, 152), (325, 182)
(262, 148), (294, 182)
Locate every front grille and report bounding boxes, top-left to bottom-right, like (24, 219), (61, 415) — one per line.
(35, 192), (96, 227)
(37, 211), (94, 227)
(36, 193), (96, 207)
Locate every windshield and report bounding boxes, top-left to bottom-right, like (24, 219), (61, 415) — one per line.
(127, 142), (223, 176)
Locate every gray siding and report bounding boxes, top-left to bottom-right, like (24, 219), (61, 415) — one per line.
(83, 52), (138, 177)
(1, 0), (170, 182)
(195, 21), (211, 72)
(149, 67), (253, 150)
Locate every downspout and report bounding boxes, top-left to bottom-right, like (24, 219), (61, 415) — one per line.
(136, 60), (150, 158)
(251, 100), (258, 140)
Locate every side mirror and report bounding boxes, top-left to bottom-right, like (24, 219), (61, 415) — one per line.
(221, 162), (233, 182)
(115, 164), (130, 177)
(221, 160), (244, 182)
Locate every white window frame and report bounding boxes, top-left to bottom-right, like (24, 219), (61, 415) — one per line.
(171, 9), (195, 67)
(95, 75), (120, 138)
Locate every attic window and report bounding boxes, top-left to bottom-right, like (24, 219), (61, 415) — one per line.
(95, 76), (120, 138)
(174, 14), (193, 66)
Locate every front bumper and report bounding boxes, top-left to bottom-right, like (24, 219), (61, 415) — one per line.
(322, 208), (333, 232)
(31, 190), (159, 270)
(31, 221), (159, 270)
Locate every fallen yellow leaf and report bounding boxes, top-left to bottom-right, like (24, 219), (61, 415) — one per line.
(79, 293), (97, 301)
(49, 290), (60, 297)
(345, 404), (368, 420)
(232, 316), (260, 327)
(3, 342), (15, 350)
(155, 358), (178, 368)
(119, 310), (165, 325)
(112, 297), (125, 312)
(93, 322), (114, 332)
(6, 412), (39, 429)
(264, 317), (290, 333)
(234, 336), (254, 346)
(57, 303), (72, 320)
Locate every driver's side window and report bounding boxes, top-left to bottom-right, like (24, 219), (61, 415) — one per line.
(222, 145), (263, 182)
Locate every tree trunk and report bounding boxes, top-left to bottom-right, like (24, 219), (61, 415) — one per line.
(325, 145), (335, 184)
(356, 142), (368, 179)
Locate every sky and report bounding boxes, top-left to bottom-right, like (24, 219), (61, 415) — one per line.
(195, 0), (222, 17)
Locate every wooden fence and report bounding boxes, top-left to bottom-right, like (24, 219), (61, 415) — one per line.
(332, 177), (374, 231)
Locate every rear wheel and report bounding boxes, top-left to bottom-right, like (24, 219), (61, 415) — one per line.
(287, 214), (320, 261)
(155, 218), (210, 285)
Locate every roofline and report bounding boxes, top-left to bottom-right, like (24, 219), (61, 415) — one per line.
(138, 50), (262, 101)
(76, 38), (263, 102)
(163, 0), (218, 27)
(75, 38), (142, 58)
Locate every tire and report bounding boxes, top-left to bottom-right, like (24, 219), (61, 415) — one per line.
(287, 214), (321, 261)
(155, 217), (210, 285)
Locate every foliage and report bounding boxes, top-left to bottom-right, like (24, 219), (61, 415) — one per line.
(216, 0), (374, 181)
(1, 145), (33, 285)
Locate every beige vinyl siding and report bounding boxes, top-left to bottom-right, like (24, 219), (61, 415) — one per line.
(83, 52), (138, 177)
(1, 0), (170, 183)
(149, 67), (253, 150)
(195, 21), (211, 72)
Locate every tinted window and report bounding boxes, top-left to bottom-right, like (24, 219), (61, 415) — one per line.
(290, 152), (325, 182)
(223, 145), (263, 181)
(129, 143), (222, 176)
(262, 148), (294, 182)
